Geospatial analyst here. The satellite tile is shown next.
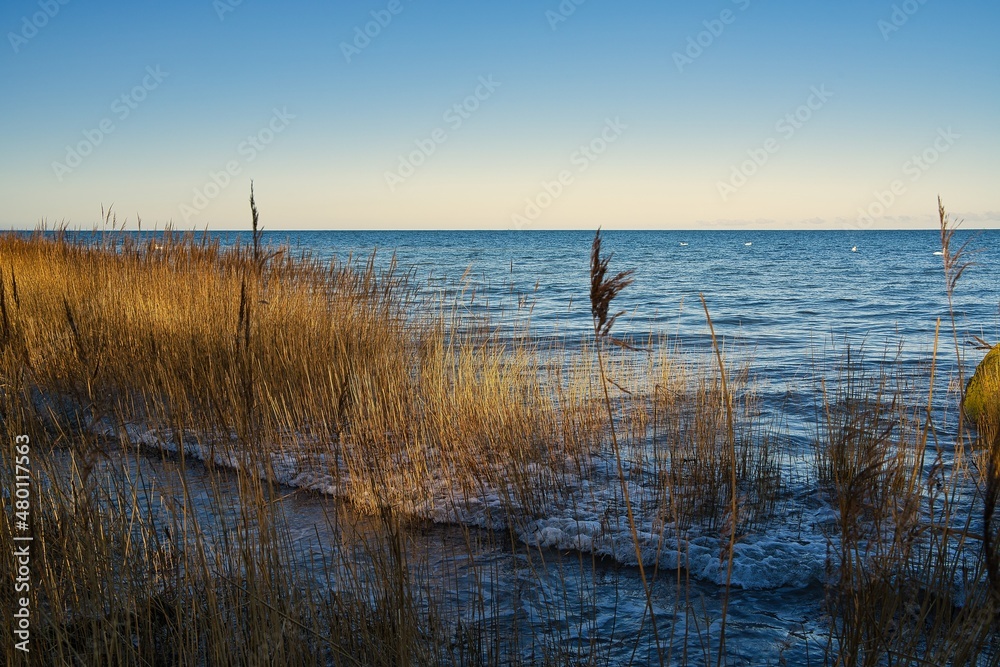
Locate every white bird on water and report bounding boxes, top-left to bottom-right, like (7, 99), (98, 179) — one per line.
(851, 246), (857, 252)
(745, 242), (752, 246)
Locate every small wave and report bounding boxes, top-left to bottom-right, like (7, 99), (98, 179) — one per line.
(89, 417), (832, 591)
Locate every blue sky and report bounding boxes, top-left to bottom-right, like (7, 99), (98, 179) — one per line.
(1, 0), (997, 229)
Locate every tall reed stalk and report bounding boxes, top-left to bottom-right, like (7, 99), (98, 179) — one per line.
(588, 229), (663, 665)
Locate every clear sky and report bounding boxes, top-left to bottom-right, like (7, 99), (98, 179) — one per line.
(1, 0), (997, 230)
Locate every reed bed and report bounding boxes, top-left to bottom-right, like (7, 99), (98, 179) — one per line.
(0, 198), (996, 665)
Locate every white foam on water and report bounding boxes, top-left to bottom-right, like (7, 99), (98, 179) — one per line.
(93, 417), (834, 590)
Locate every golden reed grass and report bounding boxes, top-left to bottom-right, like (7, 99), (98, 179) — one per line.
(0, 196), (995, 664)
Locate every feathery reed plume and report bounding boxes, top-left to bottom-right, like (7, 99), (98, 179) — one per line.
(10, 265), (18, 307)
(588, 229), (663, 664)
(939, 196), (977, 304)
(250, 180), (262, 268)
(241, 184), (259, 439)
(939, 197), (979, 432)
(590, 229), (634, 342)
(0, 268), (8, 344)
(938, 197), (1000, 610)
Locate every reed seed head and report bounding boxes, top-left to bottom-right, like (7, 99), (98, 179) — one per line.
(589, 229), (634, 340)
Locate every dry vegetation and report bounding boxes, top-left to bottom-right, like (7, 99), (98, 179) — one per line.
(0, 196), (997, 665)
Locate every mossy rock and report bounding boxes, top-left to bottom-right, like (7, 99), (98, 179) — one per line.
(964, 345), (1000, 426)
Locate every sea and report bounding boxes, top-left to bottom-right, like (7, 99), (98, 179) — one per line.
(218, 228), (998, 354)
(68, 228), (1000, 664)
(216, 227), (1000, 438)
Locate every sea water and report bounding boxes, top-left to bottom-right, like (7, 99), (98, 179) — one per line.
(72, 228), (1000, 663)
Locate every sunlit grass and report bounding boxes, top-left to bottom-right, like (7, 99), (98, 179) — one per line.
(0, 198), (996, 664)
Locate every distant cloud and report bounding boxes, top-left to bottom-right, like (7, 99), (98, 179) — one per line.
(835, 211), (1000, 230)
(692, 218), (778, 229)
(680, 212), (1000, 230)
(954, 211), (1000, 224)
